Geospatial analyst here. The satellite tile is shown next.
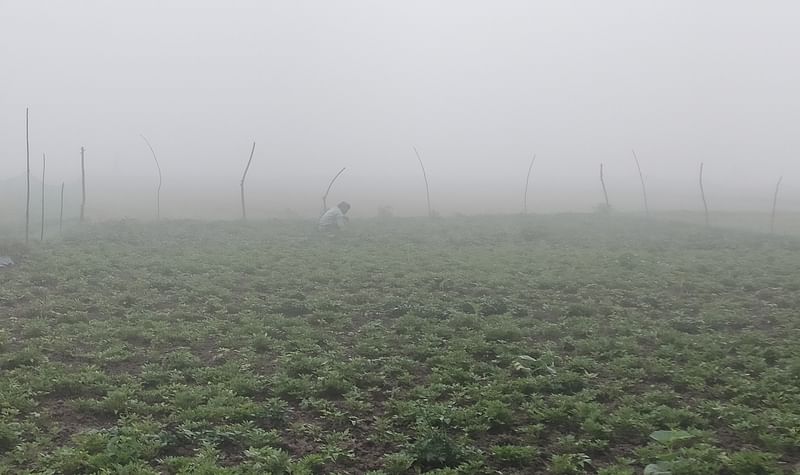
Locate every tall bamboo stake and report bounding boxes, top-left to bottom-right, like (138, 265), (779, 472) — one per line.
(413, 146), (432, 217)
(699, 162), (709, 226)
(600, 163), (610, 209)
(80, 146), (86, 222)
(40, 153), (46, 241)
(240, 141), (256, 220)
(523, 154), (536, 215)
(59, 182), (65, 234)
(322, 167), (346, 214)
(632, 149), (649, 216)
(25, 108), (30, 244)
(770, 176), (783, 234)
(140, 135), (163, 219)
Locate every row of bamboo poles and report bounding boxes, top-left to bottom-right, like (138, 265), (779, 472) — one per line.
(20, 108), (786, 243)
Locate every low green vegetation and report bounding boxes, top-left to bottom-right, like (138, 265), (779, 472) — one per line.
(0, 215), (798, 474)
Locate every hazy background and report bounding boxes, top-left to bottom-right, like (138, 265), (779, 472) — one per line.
(2, 1), (799, 221)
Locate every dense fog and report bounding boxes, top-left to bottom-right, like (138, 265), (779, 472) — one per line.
(2, 1), (799, 219)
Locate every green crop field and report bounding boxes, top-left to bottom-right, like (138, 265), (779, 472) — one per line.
(1, 215), (799, 474)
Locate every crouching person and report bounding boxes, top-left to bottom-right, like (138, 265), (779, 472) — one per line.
(318, 201), (351, 232)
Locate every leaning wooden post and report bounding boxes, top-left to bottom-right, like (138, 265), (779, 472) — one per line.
(600, 163), (610, 210)
(140, 135), (163, 220)
(699, 162), (709, 227)
(632, 149), (649, 216)
(40, 153), (46, 241)
(80, 146), (86, 222)
(25, 108), (31, 244)
(770, 176), (783, 234)
(523, 154), (536, 215)
(413, 146), (432, 217)
(59, 182), (65, 234)
(240, 141), (256, 220)
(322, 167), (346, 214)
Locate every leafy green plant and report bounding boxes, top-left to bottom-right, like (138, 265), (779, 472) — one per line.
(490, 444), (539, 466)
(382, 452), (415, 474)
(548, 453), (592, 474)
(0, 422), (21, 452)
(480, 400), (515, 430)
(724, 450), (781, 475)
(410, 424), (467, 470)
(243, 446), (292, 473)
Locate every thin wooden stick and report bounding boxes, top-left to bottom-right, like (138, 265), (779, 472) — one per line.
(240, 141), (256, 220)
(632, 149), (649, 216)
(523, 154), (536, 215)
(322, 167), (346, 213)
(413, 146), (432, 217)
(140, 135), (163, 219)
(40, 153), (46, 241)
(699, 162), (709, 226)
(80, 146), (86, 222)
(600, 163), (610, 209)
(25, 108), (30, 244)
(770, 176), (783, 234)
(59, 182), (65, 234)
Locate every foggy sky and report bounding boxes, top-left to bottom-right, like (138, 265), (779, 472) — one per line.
(2, 1), (799, 218)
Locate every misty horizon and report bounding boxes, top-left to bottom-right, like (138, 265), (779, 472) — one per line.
(2, 1), (799, 219)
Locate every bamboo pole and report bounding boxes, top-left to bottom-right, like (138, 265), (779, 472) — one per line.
(699, 162), (709, 226)
(80, 146), (86, 222)
(140, 135), (163, 219)
(600, 163), (610, 210)
(770, 176), (783, 234)
(523, 154), (536, 215)
(632, 149), (649, 216)
(413, 146), (432, 217)
(59, 182), (65, 234)
(40, 153), (46, 241)
(240, 141), (256, 220)
(322, 167), (346, 214)
(25, 108), (30, 244)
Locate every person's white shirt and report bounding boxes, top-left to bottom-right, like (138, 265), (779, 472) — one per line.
(319, 207), (346, 229)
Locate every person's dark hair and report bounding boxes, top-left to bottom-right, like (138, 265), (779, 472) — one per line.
(337, 201), (351, 214)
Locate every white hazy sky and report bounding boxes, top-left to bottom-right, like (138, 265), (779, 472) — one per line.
(1, 1), (799, 217)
